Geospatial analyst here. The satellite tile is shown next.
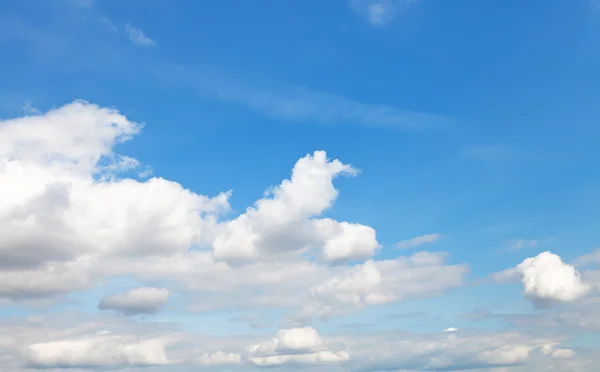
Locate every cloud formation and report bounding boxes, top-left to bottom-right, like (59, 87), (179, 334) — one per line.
(125, 22), (156, 47)
(494, 252), (591, 306)
(2, 101), (600, 371)
(350, 0), (418, 27)
(98, 287), (170, 315)
(396, 233), (441, 250)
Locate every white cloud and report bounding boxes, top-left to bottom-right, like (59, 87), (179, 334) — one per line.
(444, 327), (458, 332)
(247, 327), (349, 366)
(0, 101), (229, 299)
(308, 251), (468, 317)
(574, 248), (600, 266)
(25, 335), (169, 368)
(125, 22), (156, 47)
(350, 0), (418, 27)
(197, 350), (242, 366)
(98, 287), (170, 315)
(540, 344), (575, 359)
(0, 313), (595, 372)
(506, 238), (539, 251)
(212, 151), (380, 264)
(514, 252), (590, 306)
(0, 101), (460, 318)
(396, 233), (441, 250)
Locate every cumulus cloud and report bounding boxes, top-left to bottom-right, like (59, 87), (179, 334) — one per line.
(98, 287), (170, 315)
(540, 344), (575, 359)
(211, 150), (380, 264)
(0, 101), (230, 299)
(516, 252), (590, 306)
(125, 22), (156, 47)
(24, 335), (169, 368)
(396, 233), (441, 250)
(307, 251), (468, 317)
(247, 327), (349, 366)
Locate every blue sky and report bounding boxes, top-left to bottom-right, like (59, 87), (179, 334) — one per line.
(1, 0), (600, 371)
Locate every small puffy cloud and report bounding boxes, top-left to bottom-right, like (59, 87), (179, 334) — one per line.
(444, 327), (458, 332)
(24, 335), (169, 368)
(248, 327), (349, 366)
(125, 22), (156, 47)
(198, 350), (242, 366)
(512, 252), (590, 306)
(98, 287), (170, 315)
(396, 233), (441, 250)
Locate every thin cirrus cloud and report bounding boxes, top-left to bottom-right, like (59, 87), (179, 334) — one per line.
(152, 62), (451, 130)
(125, 22), (156, 47)
(395, 233), (441, 250)
(350, 0), (419, 27)
(505, 238), (538, 251)
(1, 11), (449, 131)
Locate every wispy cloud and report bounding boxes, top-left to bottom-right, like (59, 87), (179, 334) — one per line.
(22, 101), (41, 115)
(125, 23), (156, 47)
(396, 233), (441, 250)
(350, 0), (419, 27)
(154, 63), (449, 130)
(99, 17), (119, 34)
(3, 11), (447, 130)
(505, 238), (538, 251)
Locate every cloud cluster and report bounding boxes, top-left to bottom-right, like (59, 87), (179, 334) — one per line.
(3, 101), (600, 371)
(308, 252), (468, 317)
(0, 101), (470, 321)
(247, 327), (350, 367)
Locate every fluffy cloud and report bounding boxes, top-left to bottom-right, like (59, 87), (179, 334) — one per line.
(0, 101), (230, 299)
(24, 335), (169, 368)
(98, 287), (170, 315)
(212, 150), (380, 264)
(247, 327), (349, 367)
(516, 252), (590, 306)
(308, 251), (468, 317)
(0, 101), (471, 324)
(540, 344), (575, 359)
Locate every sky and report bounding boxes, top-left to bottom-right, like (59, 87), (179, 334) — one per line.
(1, 0), (600, 371)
